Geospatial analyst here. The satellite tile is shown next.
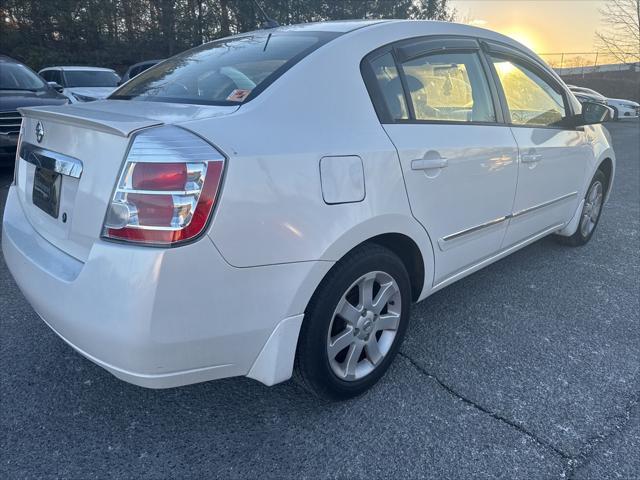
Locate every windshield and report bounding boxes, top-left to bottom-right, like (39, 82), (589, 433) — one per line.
(64, 70), (120, 87)
(111, 31), (338, 105)
(0, 62), (47, 91)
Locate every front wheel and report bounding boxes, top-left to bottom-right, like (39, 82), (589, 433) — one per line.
(556, 170), (607, 246)
(294, 244), (412, 401)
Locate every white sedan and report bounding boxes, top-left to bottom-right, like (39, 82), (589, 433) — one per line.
(3, 20), (615, 401)
(38, 66), (120, 103)
(568, 85), (639, 120)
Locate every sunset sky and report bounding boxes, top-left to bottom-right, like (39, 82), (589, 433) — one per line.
(450, 0), (607, 54)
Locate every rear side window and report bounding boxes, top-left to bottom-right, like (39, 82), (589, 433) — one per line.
(399, 52), (496, 123)
(490, 56), (566, 127)
(112, 31), (338, 106)
(370, 53), (409, 121)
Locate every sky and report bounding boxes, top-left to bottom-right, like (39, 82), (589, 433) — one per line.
(449, 0), (607, 54)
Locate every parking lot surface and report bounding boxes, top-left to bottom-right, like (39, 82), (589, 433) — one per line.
(1, 120), (638, 479)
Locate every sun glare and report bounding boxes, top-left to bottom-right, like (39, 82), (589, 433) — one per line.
(501, 29), (540, 52)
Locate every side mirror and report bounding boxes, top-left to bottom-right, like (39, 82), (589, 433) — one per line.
(47, 81), (64, 93)
(573, 101), (613, 126)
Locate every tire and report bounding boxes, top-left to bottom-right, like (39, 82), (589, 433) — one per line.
(294, 244), (412, 401)
(555, 169), (607, 246)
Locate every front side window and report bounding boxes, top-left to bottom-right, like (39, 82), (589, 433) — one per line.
(400, 52), (496, 123)
(112, 32), (336, 105)
(64, 70), (120, 88)
(491, 57), (566, 127)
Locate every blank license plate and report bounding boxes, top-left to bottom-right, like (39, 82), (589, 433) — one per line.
(33, 167), (61, 218)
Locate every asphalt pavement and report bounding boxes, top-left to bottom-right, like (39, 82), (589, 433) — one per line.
(1, 120), (638, 479)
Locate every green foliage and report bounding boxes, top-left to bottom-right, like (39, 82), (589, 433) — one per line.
(0, 0), (452, 72)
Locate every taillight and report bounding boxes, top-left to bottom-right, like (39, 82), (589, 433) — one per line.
(102, 126), (225, 246)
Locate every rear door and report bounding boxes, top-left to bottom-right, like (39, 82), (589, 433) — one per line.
(485, 45), (590, 247)
(363, 37), (519, 286)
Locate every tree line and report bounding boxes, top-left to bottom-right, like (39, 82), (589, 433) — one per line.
(0, 0), (453, 72)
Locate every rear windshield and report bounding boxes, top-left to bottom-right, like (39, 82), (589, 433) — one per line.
(111, 31), (338, 106)
(0, 62), (47, 91)
(65, 70), (120, 87)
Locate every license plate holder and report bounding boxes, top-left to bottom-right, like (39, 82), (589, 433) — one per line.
(33, 166), (62, 218)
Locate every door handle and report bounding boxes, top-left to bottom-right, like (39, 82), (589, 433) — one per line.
(411, 157), (449, 170)
(521, 153), (543, 163)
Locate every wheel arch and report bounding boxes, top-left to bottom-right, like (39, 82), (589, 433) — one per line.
(315, 214), (435, 303)
(597, 156), (614, 201)
(283, 214), (436, 319)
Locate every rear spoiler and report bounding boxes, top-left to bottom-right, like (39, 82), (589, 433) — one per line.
(19, 104), (163, 137)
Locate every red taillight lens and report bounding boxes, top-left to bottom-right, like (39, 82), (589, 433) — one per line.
(102, 126), (225, 246)
(132, 163), (188, 191)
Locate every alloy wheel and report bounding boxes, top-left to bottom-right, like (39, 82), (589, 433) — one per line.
(580, 180), (604, 237)
(326, 271), (402, 381)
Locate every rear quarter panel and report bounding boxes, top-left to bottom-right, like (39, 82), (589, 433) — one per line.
(181, 24), (438, 279)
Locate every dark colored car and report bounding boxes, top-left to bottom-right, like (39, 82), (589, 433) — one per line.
(119, 60), (163, 85)
(0, 55), (68, 166)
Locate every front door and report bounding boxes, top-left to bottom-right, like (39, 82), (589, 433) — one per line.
(487, 54), (590, 247)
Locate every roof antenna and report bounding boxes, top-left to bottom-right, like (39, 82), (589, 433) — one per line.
(252, 0), (280, 29)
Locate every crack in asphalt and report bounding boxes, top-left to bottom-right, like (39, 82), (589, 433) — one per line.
(566, 392), (640, 480)
(399, 351), (640, 478)
(398, 352), (575, 467)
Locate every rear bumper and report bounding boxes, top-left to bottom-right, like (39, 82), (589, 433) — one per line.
(2, 186), (321, 388)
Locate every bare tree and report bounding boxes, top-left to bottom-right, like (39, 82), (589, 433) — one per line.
(595, 0), (640, 64)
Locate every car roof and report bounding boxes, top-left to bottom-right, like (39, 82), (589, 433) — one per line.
(0, 55), (22, 64)
(275, 20), (542, 60)
(40, 66), (116, 72)
(272, 19), (393, 33)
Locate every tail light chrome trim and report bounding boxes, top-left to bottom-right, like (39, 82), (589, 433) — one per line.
(102, 125), (226, 247)
(12, 119), (24, 186)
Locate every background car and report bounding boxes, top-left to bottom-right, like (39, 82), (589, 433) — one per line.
(119, 60), (163, 85)
(568, 85), (639, 120)
(38, 66), (120, 103)
(0, 55), (68, 166)
(568, 85), (608, 104)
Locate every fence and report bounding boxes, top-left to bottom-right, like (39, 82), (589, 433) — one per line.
(539, 52), (640, 102)
(538, 52), (640, 76)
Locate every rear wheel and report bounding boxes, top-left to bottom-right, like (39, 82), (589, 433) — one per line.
(294, 244), (411, 401)
(556, 170), (606, 246)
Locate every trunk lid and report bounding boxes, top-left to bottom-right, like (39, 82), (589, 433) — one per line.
(16, 101), (238, 261)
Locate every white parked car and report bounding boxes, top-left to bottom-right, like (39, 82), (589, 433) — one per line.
(38, 66), (120, 103)
(568, 85), (639, 120)
(4, 20), (615, 401)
